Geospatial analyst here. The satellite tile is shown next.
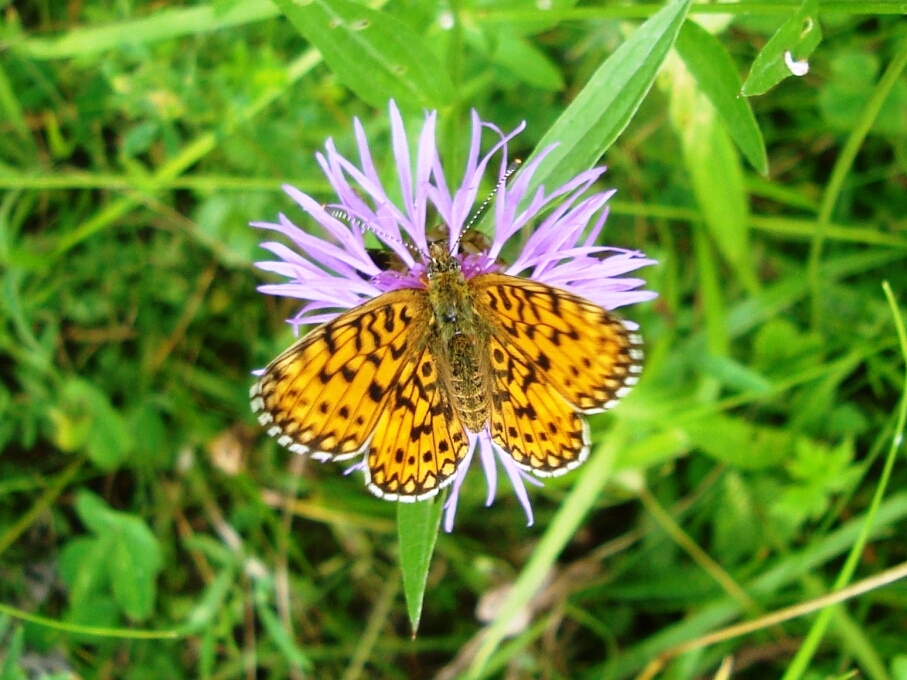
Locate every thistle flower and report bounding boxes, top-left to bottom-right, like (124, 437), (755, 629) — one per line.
(251, 101), (655, 531)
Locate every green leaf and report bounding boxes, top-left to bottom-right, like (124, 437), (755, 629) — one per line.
(614, 429), (690, 471)
(58, 533), (115, 622)
(74, 488), (118, 535)
(675, 20), (767, 175)
(786, 437), (860, 494)
(891, 655), (907, 680)
(491, 32), (564, 92)
(771, 484), (826, 529)
(713, 472), (759, 564)
(110, 512), (163, 620)
(0, 623), (25, 680)
(694, 353), (773, 394)
(521, 0), (692, 197)
(397, 497), (444, 633)
(0, 61), (33, 148)
(669, 61), (759, 294)
(127, 401), (170, 468)
(270, 0), (454, 110)
(818, 50), (879, 130)
(64, 596), (121, 636)
(770, 437), (862, 534)
(255, 593), (313, 669)
(741, 0), (822, 97)
(179, 568), (235, 634)
(50, 378), (133, 470)
(817, 49), (907, 137)
(73, 491), (163, 621)
(122, 120), (160, 158)
(752, 318), (824, 376)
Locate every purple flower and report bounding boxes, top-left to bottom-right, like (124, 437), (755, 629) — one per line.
(252, 101), (655, 531)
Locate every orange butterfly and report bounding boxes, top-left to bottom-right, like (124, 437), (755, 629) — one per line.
(251, 240), (642, 501)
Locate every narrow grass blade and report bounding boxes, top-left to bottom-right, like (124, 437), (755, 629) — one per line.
(0, 63), (32, 147)
(16, 0), (280, 59)
(0, 624), (23, 680)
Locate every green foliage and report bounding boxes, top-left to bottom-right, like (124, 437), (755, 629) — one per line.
(1, 1), (907, 679)
(397, 498), (444, 633)
(0, 620), (25, 680)
(49, 379), (133, 469)
(819, 49), (907, 136)
(769, 437), (862, 539)
(675, 20), (766, 174)
(741, 0), (822, 96)
(272, 0), (455, 109)
(523, 0), (691, 197)
(60, 491), (163, 623)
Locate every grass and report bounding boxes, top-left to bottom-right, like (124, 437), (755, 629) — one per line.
(2, 0), (907, 678)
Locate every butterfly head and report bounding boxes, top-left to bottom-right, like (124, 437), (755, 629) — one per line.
(426, 240), (461, 279)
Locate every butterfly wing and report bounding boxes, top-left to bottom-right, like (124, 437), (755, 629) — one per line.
(471, 273), (643, 476)
(250, 288), (470, 499)
(366, 345), (469, 500)
(484, 332), (591, 475)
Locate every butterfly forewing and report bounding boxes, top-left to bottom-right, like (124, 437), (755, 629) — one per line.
(251, 290), (432, 461)
(472, 274), (642, 412)
(251, 286), (473, 499)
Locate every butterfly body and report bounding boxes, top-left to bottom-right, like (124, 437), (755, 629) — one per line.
(426, 241), (493, 432)
(251, 240), (643, 501)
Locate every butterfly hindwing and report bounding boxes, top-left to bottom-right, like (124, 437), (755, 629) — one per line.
(366, 346), (470, 499)
(487, 334), (590, 475)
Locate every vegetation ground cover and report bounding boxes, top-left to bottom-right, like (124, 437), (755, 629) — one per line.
(1, 1), (906, 678)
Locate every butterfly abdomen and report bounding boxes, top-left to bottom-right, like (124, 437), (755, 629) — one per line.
(447, 333), (490, 432)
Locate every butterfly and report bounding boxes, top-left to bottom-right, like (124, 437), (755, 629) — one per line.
(250, 239), (643, 501)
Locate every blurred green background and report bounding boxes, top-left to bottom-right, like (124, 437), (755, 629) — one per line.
(2, 1), (907, 678)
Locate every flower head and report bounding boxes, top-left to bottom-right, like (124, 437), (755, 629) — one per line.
(253, 101), (655, 531)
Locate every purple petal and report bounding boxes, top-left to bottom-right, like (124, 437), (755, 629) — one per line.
(443, 434), (479, 532)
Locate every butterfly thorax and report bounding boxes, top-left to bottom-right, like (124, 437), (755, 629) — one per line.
(426, 241), (491, 432)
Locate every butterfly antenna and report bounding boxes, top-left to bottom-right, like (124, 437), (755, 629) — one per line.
(453, 159), (521, 251)
(326, 206), (421, 257)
